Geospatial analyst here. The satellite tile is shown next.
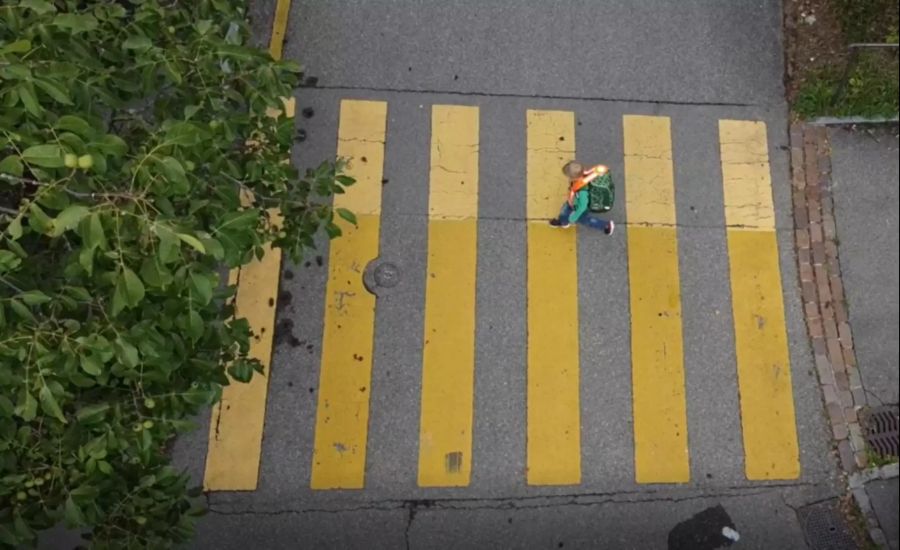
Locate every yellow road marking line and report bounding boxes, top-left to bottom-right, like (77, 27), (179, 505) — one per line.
(310, 100), (387, 489)
(526, 109), (581, 486)
(269, 0), (291, 61)
(624, 115), (690, 484)
(720, 119), (799, 480)
(203, 102), (295, 491)
(417, 106), (480, 487)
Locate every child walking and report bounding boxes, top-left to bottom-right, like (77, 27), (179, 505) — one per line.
(549, 161), (615, 235)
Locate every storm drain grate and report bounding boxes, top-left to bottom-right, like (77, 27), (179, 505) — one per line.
(797, 500), (857, 550)
(863, 405), (899, 459)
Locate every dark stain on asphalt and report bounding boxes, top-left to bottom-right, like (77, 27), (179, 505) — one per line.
(668, 505), (737, 550)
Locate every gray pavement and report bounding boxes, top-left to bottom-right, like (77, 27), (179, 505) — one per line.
(170, 1), (849, 548)
(867, 477), (900, 550)
(829, 125), (900, 407)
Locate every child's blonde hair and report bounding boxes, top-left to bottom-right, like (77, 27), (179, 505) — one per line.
(562, 161), (583, 180)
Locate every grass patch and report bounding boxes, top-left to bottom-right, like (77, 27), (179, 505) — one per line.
(791, 0), (899, 119)
(795, 49), (899, 118)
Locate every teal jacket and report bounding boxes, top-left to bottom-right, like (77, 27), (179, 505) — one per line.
(569, 189), (590, 223)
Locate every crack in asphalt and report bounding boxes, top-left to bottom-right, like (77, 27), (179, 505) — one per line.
(206, 481), (820, 518)
(300, 83), (757, 109)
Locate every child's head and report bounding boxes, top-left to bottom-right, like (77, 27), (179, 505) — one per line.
(562, 161), (584, 181)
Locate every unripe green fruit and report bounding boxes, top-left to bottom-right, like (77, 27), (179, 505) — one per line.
(77, 154), (93, 169)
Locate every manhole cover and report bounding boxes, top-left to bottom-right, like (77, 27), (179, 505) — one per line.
(863, 405), (899, 460)
(797, 500), (857, 550)
(373, 262), (400, 288)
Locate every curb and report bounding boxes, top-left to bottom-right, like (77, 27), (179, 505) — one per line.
(789, 123), (896, 549)
(807, 116), (900, 126)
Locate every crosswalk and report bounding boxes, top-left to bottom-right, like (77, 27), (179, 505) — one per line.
(203, 99), (800, 493)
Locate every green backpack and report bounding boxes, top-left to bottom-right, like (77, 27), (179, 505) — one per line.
(588, 172), (615, 213)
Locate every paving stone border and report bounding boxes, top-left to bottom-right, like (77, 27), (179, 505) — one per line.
(790, 123), (868, 471)
(789, 123), (897, 549)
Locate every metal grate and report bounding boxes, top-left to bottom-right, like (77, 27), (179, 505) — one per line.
(798, 500), (858, 550)
(863, 405), (899, 459)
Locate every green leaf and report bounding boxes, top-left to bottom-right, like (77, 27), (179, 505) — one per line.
(53, 13), (99, 33)
(123, 35), (153, 52)
(140, 257), (173, 288)
(55, 115), (94, 137)
(163, 57), (183, 84)
(177, 232), (206, 254)
(190, 273), (213, 305)
(17, 392), (37, 422)
(325, 222), (342, 239)
(0, 394), (13, 417)
(64, 496), (85, 527)
(19, 83), (42, 116)
(0, 39), (31, 55)
(0, 156), (23, 177)
(195, 19), (213, 35)
(50, 205), (89, 237)
(114, 337), (139, 368)
(79, 213), (107, 250)
(122, 267), (145, 306)
(97, 460), (113, 474)
(20, 0), (56, 15)
(187, 310), (203, 341)
(39, 385), (67, 423)
(159, 156), (187, 186)
(336, 208), (357, 225)
(1, 64), (31, 80)
(33, 78), (73, 105)
(79, 354), (102, 376)
(18, 290), (51, 305)
(111, 276), (128, 316)
(183, 104), (202, 120)
(22, 144), (63, 168)
(165, 122), (203, 146)
(9, 299), (35, 322)
(156, 224), (179, 263)
(227, 361), (254, 383)
(78, 245), (95, 276)
(95, 134), (127, 158)
(7, 215), (23, 239)
(75, 403), (109, 423)
(200, 236), (225, 260)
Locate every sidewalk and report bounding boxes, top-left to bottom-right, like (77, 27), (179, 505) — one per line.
(791, 123), (899, 549)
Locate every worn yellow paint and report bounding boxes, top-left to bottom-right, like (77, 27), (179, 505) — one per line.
(720, 120), (776, 230)
(203, 77), (295, 493)
(418, 106), (480, 487)
(310, 100), (386, 489)
(268, 0), (291, 61)
(720, 120), (799, 480)
(525, 110), (581, 485)
(204, 241), (282, 490)
(624, 115), (690, 484)
(623, 115), (677, 227)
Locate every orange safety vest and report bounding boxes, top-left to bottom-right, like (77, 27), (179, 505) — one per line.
(567, 164), (609, 205)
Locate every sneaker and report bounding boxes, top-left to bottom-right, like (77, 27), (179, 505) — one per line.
(604, 221), (615, 235)
(549, 219), (570, 228)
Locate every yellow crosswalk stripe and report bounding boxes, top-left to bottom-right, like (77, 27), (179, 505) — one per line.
(418, 105), (480, 487)
(310, 100), (387, 489)
(203, 3), (294, 491)
(624, 115), (690, 484)
(525, 110), (581, 486)
(719, 120), (799, 480)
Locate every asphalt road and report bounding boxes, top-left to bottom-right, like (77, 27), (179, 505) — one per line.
(172, 1), (842, 548)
